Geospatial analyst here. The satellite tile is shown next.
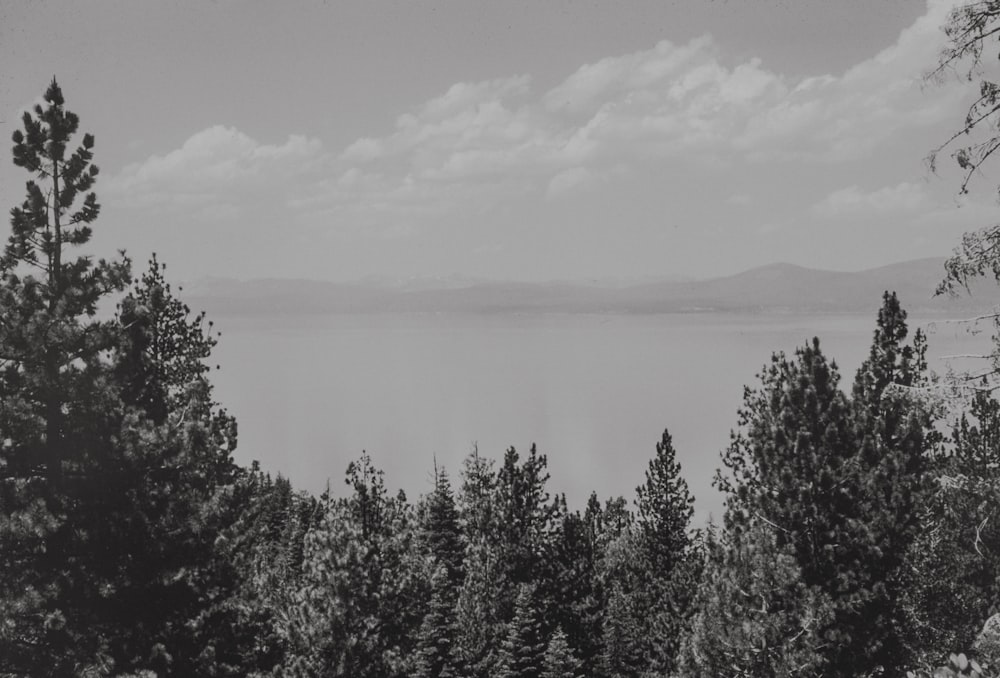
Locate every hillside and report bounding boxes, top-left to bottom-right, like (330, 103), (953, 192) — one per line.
(182, 257), (1000, 317)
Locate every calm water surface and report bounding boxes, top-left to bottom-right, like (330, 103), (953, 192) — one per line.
(209, 312), (988, 522)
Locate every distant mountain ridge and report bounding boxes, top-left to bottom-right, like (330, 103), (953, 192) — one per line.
(182, 258), (1000, 317)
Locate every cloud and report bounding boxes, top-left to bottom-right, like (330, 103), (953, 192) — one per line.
(324, 0), (965, 210)
(812, 182), (930, 218)
(737, 0), (961, 161)
(543, 40), (791, 162)
(107, 126), (327, 211)
(336, 73), (561, 196)
(543, 36), (725, 115)
(106, 0), (969, 238)
(342, 76), (533, 165)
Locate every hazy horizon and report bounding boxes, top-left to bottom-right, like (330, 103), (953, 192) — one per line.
(179, 255), (945, 287)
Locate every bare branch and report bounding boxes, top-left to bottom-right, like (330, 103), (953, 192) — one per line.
(974, 515), (990, 557)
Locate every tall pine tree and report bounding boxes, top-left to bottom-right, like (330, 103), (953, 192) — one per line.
(454, 448), (506, 678)
(633, 428), (697, 674)
(541, 627), (582, 678)
(497, 584), (548, 678)
(413, 565), (461, 678)
(280, 455), (426, 678)
(0, 80), (258, 676)
(848, 292), (936, 669)
(715, 293), (937, 676)
(422, 462), (464, 591)
(0, 78), (130, 675)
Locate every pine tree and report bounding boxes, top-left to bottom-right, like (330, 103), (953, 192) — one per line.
(454, 448), (506, 678)
(852, 292), (927, 415)
(716, 294), (938, 676)
(413, 565), (461, 678)
(717, 340), (859, 629)
(280, 456), (426, 678)
(496, 445), (559, 591)
(452, 443), (562, 672)
(116, 254), (220, 424)
(598, 580), (644, 678)
(453, 539), (506, 678)
(0, 78), (131, 675)
(458, 444), (498, 544)
(948, 384), (1000, 480)
(423, 462), (464, 591)
(588, 494), (639, 678)
(497, 584), (548, 678)
(680, 522), (833, 678)
(901, 384), (1000, 664)
(847, 291), (936, 669)
(601, 495), (633, 536)
(548, 507), (603, 665)
(345, 450), (392, 540)
(213, 466), (301, 673)
(2, 76), (130, 475)
(635, 429), (694, 574)
(633, 428), (697, 673)
(102, 263), (245, 676)
(541, 627), (582, 678)
(0, 80), (264, 675)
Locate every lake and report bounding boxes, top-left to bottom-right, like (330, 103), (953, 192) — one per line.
(209, 311), (991, 523)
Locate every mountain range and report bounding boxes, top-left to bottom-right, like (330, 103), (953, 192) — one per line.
(181, 258), (1000, 317)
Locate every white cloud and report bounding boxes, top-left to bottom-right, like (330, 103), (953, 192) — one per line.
(326, 0), (965, 208)
(341, 75), (538, 170)
(543, 36), (719, 115)
(737, 0), (961, 161)
(813, 182), (930, 218)
(108, 125), (327, 211)
(106, 0), (970, 238)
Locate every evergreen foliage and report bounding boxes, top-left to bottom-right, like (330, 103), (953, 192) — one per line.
(901, 385), (1000, 665)
(0, 79), (248, 677)
(0, 78), (131, 675)
(453, 536), (507, 678)
(633, 429), (698, 674)
(547, 506), (603, 665)
(681, 521), (833, 678)
(496, 445), (559, 593)
(423, 462), (464, 591)
(278, 454), (426, 678)
(636, 429), (694, 573)
(715, 293), (937, 676)
(497, 584), (548, 678)
(453, 449), (506, 678)
(413, 565), (461, 678)
(116, 254), (220, 424)
(541, 627), (582, 678)
(598, 580), (644, 678)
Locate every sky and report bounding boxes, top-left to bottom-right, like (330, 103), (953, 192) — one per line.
(1, 0), (998, 283)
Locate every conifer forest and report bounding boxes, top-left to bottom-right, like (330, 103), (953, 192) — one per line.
(10, 3), (1000, 678)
